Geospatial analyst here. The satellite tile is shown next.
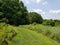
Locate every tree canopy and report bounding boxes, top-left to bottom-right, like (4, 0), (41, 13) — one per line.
(28, 12), (43, 24)
(0, 0), (43, 26)
(0, 0), (28, 25)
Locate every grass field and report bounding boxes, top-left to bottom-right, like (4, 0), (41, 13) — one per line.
(19, 24), (60, 42)
(0, 23), (60, 45)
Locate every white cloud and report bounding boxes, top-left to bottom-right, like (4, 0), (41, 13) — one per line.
(32, 9), (46, 15)
(32, 9), (60, 16)
(42, 1), (48, 6)
(21, 0), (44, 4)
(32, 9), (60, 19)
(36, 0), (42, 3)
(21, 0), (48, 7)
(31, 0), (43, 4)
(49, 10), (60, 14)
(32, 9), (47, 19)
(26, 0), (30, 4)
(44, 9), (60, 19)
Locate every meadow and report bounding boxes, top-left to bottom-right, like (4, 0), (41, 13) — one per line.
(0, 23), (60, 45)
(0, 0), (60, 45)
(19, 24), (60, 43)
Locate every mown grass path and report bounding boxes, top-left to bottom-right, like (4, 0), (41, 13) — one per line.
(10, 27), (60, 45)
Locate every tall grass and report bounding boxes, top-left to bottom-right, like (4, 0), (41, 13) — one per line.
(19, 24), (60, 42)
(0, 23), (60, 45)
(0, 23), (17, 45)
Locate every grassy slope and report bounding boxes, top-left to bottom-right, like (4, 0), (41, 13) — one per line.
(10, 27), (59, 45)
(19, 24), (60, 42)
(0, 23), (60, 45)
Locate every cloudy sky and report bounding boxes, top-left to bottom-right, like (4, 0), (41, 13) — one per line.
(21, 0), (60, 20)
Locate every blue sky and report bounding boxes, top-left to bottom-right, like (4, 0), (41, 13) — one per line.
(21, 0), (60, 20)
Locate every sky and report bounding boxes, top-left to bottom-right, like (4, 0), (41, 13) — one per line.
(21, 0), (60, 20)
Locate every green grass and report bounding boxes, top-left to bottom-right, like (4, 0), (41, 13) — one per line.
(0, 23), (60, 45)
(19, 24), (60, 42)
(10, 27), (59, 45)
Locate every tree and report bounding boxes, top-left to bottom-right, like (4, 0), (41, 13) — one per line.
(43, 19), (55, 26)
(0, 0), (28, 25)
(28, 12), (43, 24)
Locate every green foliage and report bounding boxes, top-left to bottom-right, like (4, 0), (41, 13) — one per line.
(0, 23), (60, 45)
(0, 12), (4, 19)
(20, 24), (60, 43)
(43, 19), (55, 26)
(0, 0), (28, 25)
(0, 0), (43, 25)
(43, 19), (60, 27)
(54, 20), (60, 27)
(28, 12), (43, 24)
(0, 23), (17, 45)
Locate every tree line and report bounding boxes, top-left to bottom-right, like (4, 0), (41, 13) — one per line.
(0, 0), (43, 26)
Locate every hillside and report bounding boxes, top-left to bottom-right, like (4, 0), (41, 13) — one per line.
(0, 0), (60, 45)
(20, 24), (60, 42)
(0, 23), (60, 45)
(10, 27), (60, 45)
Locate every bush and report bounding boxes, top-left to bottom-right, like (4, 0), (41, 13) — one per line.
(28, 12), (43, 24)
(0, 24), (17, 45)
(43, 19), (55, 26)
